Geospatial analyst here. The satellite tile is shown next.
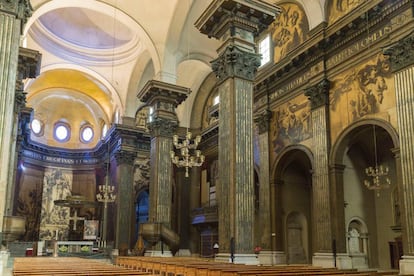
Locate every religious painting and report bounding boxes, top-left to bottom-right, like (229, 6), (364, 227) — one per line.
(328, 0), (366, 25)
(269, 3), (309, 63)
(39, 168), (72, 240)
(270, 95), (312, 155)
(83, 220), (99, 240)
(329, 54), (395, 140)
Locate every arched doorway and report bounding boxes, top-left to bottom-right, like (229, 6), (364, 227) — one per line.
(273, 146), (313, 264)
(136, 190), (149, 240)
(331, 120), (400, 270)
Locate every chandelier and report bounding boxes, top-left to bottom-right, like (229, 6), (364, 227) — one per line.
(363, 125), (391, 196)
(96, 184), (116, 203)
(170, 131), (205, 177)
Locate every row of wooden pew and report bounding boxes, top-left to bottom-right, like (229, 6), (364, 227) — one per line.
(115, 256), (398, 276)
(13, 257), (157, 276)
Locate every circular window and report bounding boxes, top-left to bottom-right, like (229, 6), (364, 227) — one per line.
(54, 122), (70, 142)
(30, 119), (43, 135)
(81, 126), (94, 143)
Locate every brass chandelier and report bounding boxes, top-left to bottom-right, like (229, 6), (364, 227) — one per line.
(170, 131), (205, 177)
(363, 125), (391, 196)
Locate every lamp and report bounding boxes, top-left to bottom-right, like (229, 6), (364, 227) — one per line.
(363, 125), (391, 196)
(170, 131), (205, 177)
(96, 141), (116, 247)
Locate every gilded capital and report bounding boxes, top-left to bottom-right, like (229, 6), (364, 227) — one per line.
(305, 78), (330, 110)
(254, 109), (272, 134)
(384, 31), (414, 73)
(211, 45), (261, 82)
(147, 117), (177, 138)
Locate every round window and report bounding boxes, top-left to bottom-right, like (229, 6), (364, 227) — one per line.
(54, 123), (70, 142)
(31, 119), (42, 135)
(81, 126), (94, 143)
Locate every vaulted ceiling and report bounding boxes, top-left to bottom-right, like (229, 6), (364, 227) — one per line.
(23, 0), (327, 148)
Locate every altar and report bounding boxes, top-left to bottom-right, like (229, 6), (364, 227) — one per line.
(57, 241), (94, 254)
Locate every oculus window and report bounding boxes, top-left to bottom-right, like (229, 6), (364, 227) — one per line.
(80, 125), (94, 143)
(54, 122), (70, 142)
(30, 118), (43, 136)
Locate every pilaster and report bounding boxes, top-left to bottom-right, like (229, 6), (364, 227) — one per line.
(305, 79), (333, 255)
(196, 0), (279, 263)
(137, 80), (189, 253)
(384, 32), (414, 274)
(254, 110), (272, 252)
(0, 0), (33, 243)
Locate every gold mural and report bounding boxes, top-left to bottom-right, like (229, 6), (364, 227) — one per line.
(269, 3), (309, 63)
(330, 54), (395, 139)
(329, 0), (365, 24)
(270, 95), (311, 154)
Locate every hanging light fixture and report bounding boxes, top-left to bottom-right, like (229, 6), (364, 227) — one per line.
(170, 0), (204, 177)
(363, 125), (391, 196)
(170, 132), (205, 177)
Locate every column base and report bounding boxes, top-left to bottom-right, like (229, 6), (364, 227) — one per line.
(400, 255), (414, 275)
(257, 250), (286, 265)
(215, 253), (260, 265)
(144, 250), (173, 257)
(312, 252), (352, 269)
(175, 249), (191, 256)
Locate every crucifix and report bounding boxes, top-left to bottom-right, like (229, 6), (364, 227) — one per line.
(69, 209), (85, 231)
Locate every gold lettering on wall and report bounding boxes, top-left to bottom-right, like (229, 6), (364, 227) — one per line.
(269, 3), (309, 63)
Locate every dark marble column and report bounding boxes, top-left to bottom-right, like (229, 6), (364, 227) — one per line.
(137, 80), (188, 253)
(384, 32), (414, 273)
(305, 79), (333, 260)
(0, 0), (32, 242)
(196, 0), (280, 263)
(6, 48), (41, 216)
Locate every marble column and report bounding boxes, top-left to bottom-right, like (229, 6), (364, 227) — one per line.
(384, 32), (414, 274)
(137, 80), (188, 254)
(254, 110), (272, 264)
(111, 123), (139, 253)
(0, 0), (32, 243)
(196, 0), (280, 264)
(305, 79), (335, 267)
(6, 48), (41, 216)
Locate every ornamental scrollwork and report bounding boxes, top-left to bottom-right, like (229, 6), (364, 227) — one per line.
(384, 31), (414, 73)
(211, 45), (261, 82)
(305, 79), (330, 110)
(147, 117), (178, 137)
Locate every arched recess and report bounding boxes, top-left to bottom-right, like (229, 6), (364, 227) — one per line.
(329, 118), (400, 270)
(135, 189), (149, 245)
(271, 144), (313, 263)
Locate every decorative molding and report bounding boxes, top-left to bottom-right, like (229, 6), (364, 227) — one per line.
(211, 45), (261, 82)
(384, 31), (414, 72)
(254, 109), (272, 134)
(305, 79), (330, 110)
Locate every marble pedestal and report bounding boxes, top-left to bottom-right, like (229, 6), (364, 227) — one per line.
(400, 255), (414, 275)
(313, 252), (352, 269)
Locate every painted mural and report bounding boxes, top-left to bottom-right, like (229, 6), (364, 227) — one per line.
(269, 3), (309, 63)
(329, 54), (395, 140)
(39, 168), (72, 240)
(270, 95), (312, 155)
(328, 0), (366, 24)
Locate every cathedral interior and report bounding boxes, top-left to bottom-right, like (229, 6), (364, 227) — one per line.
(2, 0), (414, 274)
